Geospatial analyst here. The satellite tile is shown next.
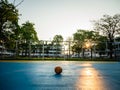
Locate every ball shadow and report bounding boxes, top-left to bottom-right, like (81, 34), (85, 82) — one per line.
(53, 74), (62, 79)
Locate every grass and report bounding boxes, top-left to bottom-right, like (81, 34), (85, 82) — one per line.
(0, 56), (119, 62)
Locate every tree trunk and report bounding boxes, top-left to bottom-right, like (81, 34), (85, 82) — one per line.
(91, 48), (92, 59)
(108, 41), (113, 59)
(82, 48), (85, 58)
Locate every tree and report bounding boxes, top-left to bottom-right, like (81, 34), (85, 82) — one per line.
(115, 37), (120, 42)
(0, 0), (19, 42)
(20, 21), (39, 56)
(93, 14), (120, 58)
(52, 35), (63, 57)
(95, 35), (107, 57)
(0, 0), (24, 53)
(52, 35), (63, 44)
(21, 21), (38, 42)
(72, 29), (99, 57)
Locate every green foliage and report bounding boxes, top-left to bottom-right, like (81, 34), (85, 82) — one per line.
(94, 14), (120, 58)
(0, 1), (39, 57)
(73, 30), (99, 41)
(0, 0), (19, 42)
(72, 30), (99, 53)
(20, 21), (38, 42)
(52, 35), (63, 44)
(115, 37), (120, 41)
(18, 21), (39, 56)
(95, 36), (107, 55)
(94, 14), (120, 42)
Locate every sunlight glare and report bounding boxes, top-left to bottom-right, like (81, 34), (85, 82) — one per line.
(75, 67), (106, 90)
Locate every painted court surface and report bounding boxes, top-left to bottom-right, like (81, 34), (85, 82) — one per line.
(0, 61), (120, 90)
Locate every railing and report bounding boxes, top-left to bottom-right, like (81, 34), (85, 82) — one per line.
(0, 41), (120, 60)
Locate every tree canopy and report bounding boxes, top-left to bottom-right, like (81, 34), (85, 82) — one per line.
(93, 14), (120, 58)
(72, 30), (99, 54)
(0, 0), (19, 42)
(94, 14), (120, 42)
(52, 35), (63, 44)
(20, 21), (39, 43)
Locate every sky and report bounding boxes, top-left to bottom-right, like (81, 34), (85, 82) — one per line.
(9, 0), (120, 40)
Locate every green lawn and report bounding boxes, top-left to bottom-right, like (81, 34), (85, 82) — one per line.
(0, 56), (118, 61)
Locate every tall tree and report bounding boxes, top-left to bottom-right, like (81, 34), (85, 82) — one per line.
(0, 0), (19, 42)
(20, 21), (39, 56)
(72, 29), (99, 57)
(0, 0), (24, 52)
(21, 21), (38, 42)
(93, 14), (120, 58)
(95, 35), (107, 57)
